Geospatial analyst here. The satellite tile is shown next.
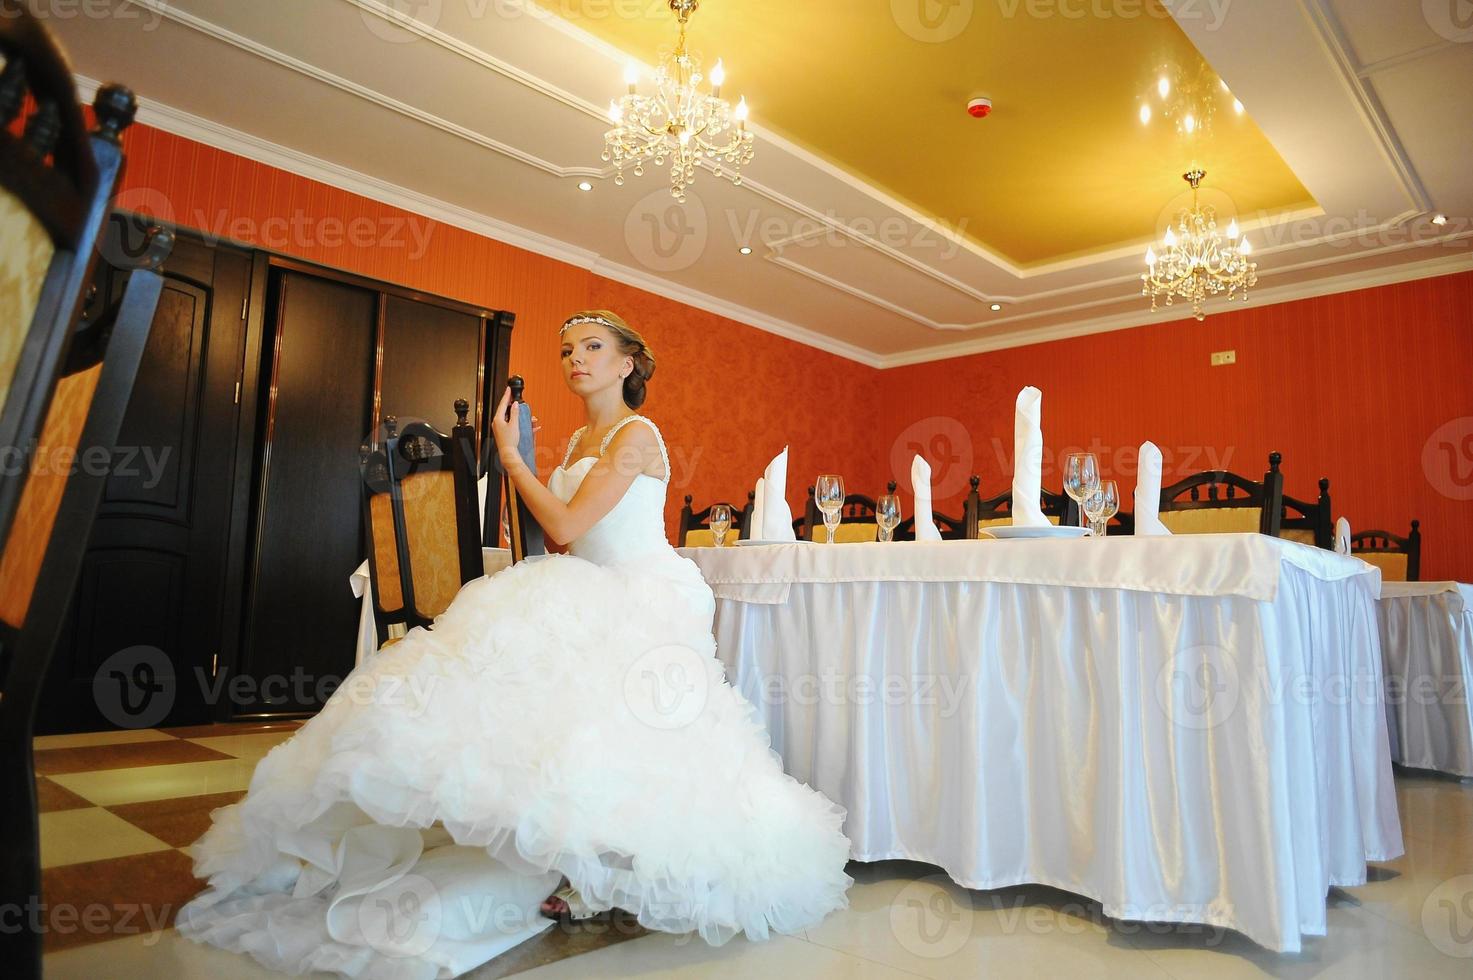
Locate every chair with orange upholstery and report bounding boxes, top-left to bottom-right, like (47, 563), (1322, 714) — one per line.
(678, 493), (751, 547)
(1352, 520), (1422, 582)
(803, 484), (884, 543)
(1156, 451), (1287, 537)
(0, 9), (163, 971)
(1278, 477), (1333, 549)
(960, 475), (1082, 537)
(360, 400), (484, 646)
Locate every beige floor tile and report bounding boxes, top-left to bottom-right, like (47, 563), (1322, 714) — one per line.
(185, 730), (298, 760)
(33, 729), (174, 751)
(508, 931), (925, 979)
(49, 758), (258, 807)
(804, 862), (1175, 980)
(39, 808), (172, 869)
(44, 928), (292, 979)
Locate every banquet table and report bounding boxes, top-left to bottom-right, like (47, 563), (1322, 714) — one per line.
(677, 533), (1402, 953)
(349, 547), (513, 665)
(1375, 581), (1473, 777)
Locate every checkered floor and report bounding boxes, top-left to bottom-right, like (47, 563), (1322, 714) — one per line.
(34, 722), (1473, 979)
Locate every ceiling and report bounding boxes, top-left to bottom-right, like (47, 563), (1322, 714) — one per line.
(45, 0), (1473, 366)
(552, 0), (1315, 266)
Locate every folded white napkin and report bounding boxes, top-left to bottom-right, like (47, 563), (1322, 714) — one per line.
(759, 449), (797, 541)
(1011, 386), (1049, 527)
(750, 476), (766, 539)
(1135, 441), (1172, 536)
(911, 455), (942, 541)
(1335, 517), (1352, 555)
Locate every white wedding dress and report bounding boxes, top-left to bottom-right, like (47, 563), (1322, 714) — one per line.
(177, 415), (853, 979)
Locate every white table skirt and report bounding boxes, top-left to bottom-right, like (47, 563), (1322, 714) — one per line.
(349, 548), (513, 665)
(1376, 581), (1473, 777)
(679, 535), (1402, 953)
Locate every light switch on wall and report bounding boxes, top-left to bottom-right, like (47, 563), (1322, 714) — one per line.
(1211, 350), (1237, 366)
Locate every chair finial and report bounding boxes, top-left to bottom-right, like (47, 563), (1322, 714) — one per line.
(887, 480), (897, 494)
(970, 474), (980, 491)
(92, 84), (138, 144)
(1268, 451), (1282, 470)
(454, 398), (470, 427)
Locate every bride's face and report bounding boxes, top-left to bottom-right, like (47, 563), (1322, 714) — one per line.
(561, 325), (632, 398)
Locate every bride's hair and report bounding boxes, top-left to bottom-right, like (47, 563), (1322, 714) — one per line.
(562, 310), (656, 409)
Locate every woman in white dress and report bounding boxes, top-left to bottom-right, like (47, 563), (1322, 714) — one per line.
(177, 310), (853, 978)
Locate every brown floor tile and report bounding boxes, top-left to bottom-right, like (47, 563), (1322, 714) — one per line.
(107, 791), (247, 849)
(159, 719), (306, 740)
(34, 739), (236, 776)
(466, 910), (650, 978)
(36, 777), (93, 813)
(39, 848), (202, 953)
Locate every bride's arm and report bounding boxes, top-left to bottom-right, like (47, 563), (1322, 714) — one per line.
(491, 388), (660, 546)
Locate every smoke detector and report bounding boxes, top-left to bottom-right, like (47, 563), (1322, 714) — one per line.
(967, 97), (993, 119)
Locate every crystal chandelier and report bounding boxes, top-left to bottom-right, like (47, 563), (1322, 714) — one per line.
(1142, 170), (1258, 321)
(602, 0), (754, 202)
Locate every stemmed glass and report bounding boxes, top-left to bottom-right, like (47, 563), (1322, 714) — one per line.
(1062, 453), (1101, 530)
(815, 474), (845, 544)
(1084, 480), (1119, 538)
(708, 504), (732, 547)
(876, 492), (902, 542)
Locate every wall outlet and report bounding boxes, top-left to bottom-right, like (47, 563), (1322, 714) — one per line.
(1210, 350), (1237, 366)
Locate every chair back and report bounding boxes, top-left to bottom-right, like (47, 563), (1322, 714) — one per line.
(961, 475), (1080, 536)
(1157, 451), (1285, 537)
(679, 494), (751, 546)
(1279, 477), (1332, 548)
(803, 485), (883, 543)
(882, 480), (965, 540)
(1352, 520), (1421, 582)
(360, 400), (482, 639)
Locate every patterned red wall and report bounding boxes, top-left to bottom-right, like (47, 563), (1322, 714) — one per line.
(118, 124), (1472, 578)
(874, 272), (1473, 582)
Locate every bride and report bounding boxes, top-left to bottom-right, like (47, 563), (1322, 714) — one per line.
(177, 310), (853, 978)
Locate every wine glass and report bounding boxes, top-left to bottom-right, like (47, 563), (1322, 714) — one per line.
(1083, 480), (1119, 537)
(815, 474), (845, 544)
(1062, 453), (1101, 529)
(708, 504), (732, 547)
(876, 493), (902, 542)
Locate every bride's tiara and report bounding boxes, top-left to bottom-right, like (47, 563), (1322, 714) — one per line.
(560, 314), (619, 335)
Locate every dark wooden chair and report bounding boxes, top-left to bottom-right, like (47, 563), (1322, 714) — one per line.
(1352, 520), (1422, 582)
(1156, 451), (1286, 537)
(678, 493), (752, 546)
(1279, 478), (1333, 549)
(0, 12), (160, 967)
(360, 401), (483, 645)
(885, 481), (965, 540)
(960, 475), (1082, 537)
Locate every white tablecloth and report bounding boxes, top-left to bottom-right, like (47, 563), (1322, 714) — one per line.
(349, 548), (513, 665)
(1375, 581), (1473, 777)
(678, 534), (1402, 953)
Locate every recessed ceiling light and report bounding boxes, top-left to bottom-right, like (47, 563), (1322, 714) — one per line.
(990, 303), (1003, 312)
(1431, 213), (1448, 226)
(577, 181), (593, 192)
(739, 246), (753, 255)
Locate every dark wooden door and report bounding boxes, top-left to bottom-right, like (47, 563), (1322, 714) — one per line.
(38, 232), (251, 734)
(235, 271), (376, 715)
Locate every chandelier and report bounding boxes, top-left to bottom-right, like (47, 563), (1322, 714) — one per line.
(1142, 170), (1258, 321)
(602, 0), (754, 202)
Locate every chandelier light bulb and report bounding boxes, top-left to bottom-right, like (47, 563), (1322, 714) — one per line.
(736, 97), (749, 122)
(608, 100), (623, 124)
(1239, 238), (1252, 255)
(1163, 228), (1177, 247)
(624, 62), (640, 91)
(1139, 104), (1152, 125)
(1145, 246), (1157, 266)
(1226, 219), (1239, 239)
(711, 59), (725, 89)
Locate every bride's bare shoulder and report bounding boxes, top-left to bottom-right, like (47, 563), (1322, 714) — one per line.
(603, 418), (666, 479)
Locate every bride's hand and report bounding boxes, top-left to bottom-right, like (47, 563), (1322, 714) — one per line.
(491, 387), (523, 468)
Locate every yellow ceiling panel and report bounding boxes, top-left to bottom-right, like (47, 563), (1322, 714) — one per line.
(551, 0), (1316, 266)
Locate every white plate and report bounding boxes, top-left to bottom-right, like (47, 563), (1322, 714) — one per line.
(984, 525), (1091, 540)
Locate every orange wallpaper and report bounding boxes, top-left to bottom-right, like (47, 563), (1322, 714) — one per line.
(115, 124), (882, 539)
(874, 272), (1473, 582)
(117, 125), (1471, 578)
